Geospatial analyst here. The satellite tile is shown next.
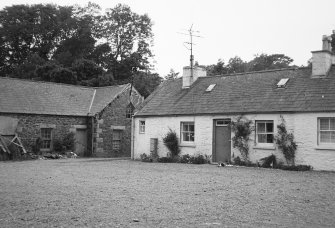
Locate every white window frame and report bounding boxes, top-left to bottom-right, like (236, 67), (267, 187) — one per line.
(318, 118), (335, 144)
(139, 120), (145, 134)
(181, 122), (195, 143)
(40, 128), (53, 151)
(256, 120), (274, 145)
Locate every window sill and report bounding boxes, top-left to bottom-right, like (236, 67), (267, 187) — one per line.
(253, 145), (276, 150)
(315, 145), (335, 150)
(180, 143), (196, 148)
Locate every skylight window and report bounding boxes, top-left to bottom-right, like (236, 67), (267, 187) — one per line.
(277, 78), (289, 88)
(206, 84), (216, 92)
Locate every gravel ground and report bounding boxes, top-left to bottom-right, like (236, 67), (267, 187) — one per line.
(0, 158), (334, 228)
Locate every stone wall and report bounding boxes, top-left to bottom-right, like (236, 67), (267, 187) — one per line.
(133, 112), (335, 171)
(93, 87), (143, 157)
(0, 113), (89, 155)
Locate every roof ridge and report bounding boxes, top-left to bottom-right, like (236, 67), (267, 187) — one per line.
(0, 76), (95, 90)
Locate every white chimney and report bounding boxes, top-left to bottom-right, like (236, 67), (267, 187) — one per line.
(182, 66), (207, 89)
(312, 34), (335, 77)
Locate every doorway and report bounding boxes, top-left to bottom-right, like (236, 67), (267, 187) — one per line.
(213, 119), (231, 162)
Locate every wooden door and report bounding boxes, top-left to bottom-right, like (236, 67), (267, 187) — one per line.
(75, 129), (87, 156)
(213, 120), (231, 162)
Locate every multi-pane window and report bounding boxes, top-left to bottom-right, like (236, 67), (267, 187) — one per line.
(319, 118), (335, 144)
(41, 128), (52, 150)
(256, 121), (274, 144)
(112, 130), (122, 151)
(126, 103), (134, 119)
(139, 121), (145, 134)
(181, 122), (195, 142)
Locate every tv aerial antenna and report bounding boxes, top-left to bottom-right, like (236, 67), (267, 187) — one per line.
(178, 24), (203, 77)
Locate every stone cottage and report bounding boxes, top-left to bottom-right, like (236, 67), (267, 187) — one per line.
(132, 35), (335, 171)
(0, 78), (143, 158)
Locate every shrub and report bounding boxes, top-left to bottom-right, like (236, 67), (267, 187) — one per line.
(180, 154), (191, 163)
(31, 137), (42, 154)
(278, 164), (312, 171)
(233, 156), (244, 166)
(63, 132), (75, 151)
(189, 154), (207, 164)
(53, 139), (64, 152)
(140, 153), (152, 162)
(275, 117), (297, 165)
(230, 116), (253, 162)
(260, 154), (277, 168)
(158, 156), (175, 163)
(162, 129), (181, 157)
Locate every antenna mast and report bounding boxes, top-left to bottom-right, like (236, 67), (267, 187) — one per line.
(179, 24), (202, 77)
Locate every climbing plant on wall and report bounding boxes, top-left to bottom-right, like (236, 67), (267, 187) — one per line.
(275, 117), (297, 165)
(230, 116), (254, 162)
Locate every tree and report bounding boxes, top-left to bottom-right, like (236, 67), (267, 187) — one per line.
(247, 54), (293, 72)
(101, 4), (154, 79)
(133, 71), (162, 98)
(164, 69), (179, 80)
(205, 59), (227, 76)
(226, 56), (247, 74)
(0, 4), (76, 75)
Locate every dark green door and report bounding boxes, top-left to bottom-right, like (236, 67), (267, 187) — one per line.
(214, 120), (231, 162)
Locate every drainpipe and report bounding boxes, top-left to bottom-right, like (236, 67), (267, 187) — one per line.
(131, 115), (135, 160)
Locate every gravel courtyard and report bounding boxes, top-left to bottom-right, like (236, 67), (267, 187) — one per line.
(0, 159), (334, 228)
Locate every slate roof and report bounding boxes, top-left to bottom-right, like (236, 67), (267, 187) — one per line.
(0, 77), (130, 116)
(135, 66), (335, 117)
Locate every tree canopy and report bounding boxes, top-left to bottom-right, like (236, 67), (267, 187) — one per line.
(204, 54), (295, 76)
(0, 3), (159, 97)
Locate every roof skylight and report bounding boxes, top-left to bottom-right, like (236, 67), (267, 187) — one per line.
(206, 84), (216, 92)
(277, 78), (289, 88)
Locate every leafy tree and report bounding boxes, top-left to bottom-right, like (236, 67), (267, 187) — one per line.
(133, 71), (162, 98)
(247, 54), (293, 72)
(50, 67), (77, 84)
(164, 69), (179, 80)
(205, 59), (227, 76)
(226, 56), (247, 74)
(71, 59), (104, 82)
(12, 53), (45, 79)
(0, 4), (76, 75)
(101, 4), (153, 79)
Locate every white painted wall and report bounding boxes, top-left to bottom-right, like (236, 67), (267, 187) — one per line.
(133, 112), (335, 171)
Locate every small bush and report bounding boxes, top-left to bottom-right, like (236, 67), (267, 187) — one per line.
(180, 154), (191, 163)
(189, 154), (207, 164)
(140, 153), (152, 162)
(53, 139), (64, 152)
(260, 154), (277, 168)
(279, 164), (312, 171)
(162, 129), (180, 157)
(233, 156), (244, 166)
(158, 156), (175, 163)
(31, 137), (42, 154)
(63, 132), (75, 151)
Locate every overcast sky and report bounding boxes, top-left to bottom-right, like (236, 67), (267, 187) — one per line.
(1, 0), (335, 76)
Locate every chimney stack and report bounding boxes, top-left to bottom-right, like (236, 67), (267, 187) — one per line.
(311, 34), (335, 77)
(182, 66), (207, 89)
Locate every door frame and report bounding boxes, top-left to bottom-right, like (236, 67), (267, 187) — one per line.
(212, 119), (231, 162)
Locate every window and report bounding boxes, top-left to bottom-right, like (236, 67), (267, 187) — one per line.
(112, 130), (122, 151)
(256, 121), (274, 144)
(41, 128), (52, 150)
(126, 103), (134, 119)
(277, 78), (289, 88)
(181, 122), (194, 142)
(139, 121), (145, 134)
(206, 84), (216, 92)
(319, 118), (335, 144)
